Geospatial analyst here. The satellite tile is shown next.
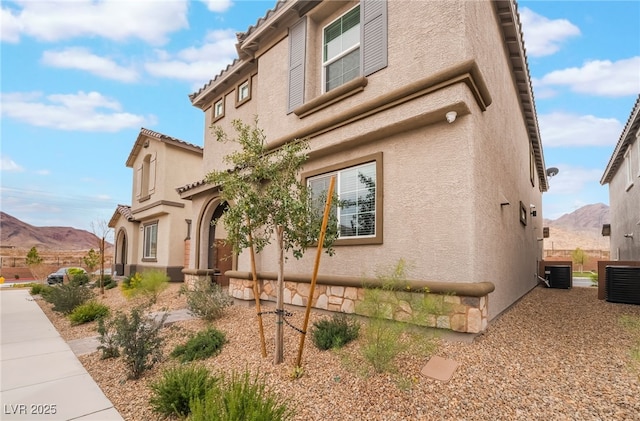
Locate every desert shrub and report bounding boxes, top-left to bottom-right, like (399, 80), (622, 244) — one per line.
(189, 370), (294, 421)
(122, 270), (169, 304)
(589, 272), (598, 287)
(29, 283), (52, 296)
(311, 313), (360, 350)
(43, 283), (95, 314)
(149, 365), (219, 418)
(171, 327), (227, 363)
(96, 317), (120, 359)
(92, 275), (117, 290)
(68, 301), (110, 325)
(98, 305), (168, 379)
(180, 278), (233, 321)
(121, 272), (142, 292)
(356, 259), (440, 373)
(69, 270), (90, 286)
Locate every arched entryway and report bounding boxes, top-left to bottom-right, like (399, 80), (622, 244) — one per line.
(199, 200), (233, 286)
(114, 228), (128, 277)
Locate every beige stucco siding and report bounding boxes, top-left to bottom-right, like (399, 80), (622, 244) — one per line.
(608, 137), (640, 260)
(190, 0), (546, 322)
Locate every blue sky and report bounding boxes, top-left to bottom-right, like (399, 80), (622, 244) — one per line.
(1, 0), (639, 234)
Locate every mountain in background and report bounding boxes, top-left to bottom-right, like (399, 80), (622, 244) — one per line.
(0, 212), (111, 251)
(543, 203), (610, 251)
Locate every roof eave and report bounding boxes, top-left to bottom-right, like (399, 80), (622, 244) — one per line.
(600, 94), (640, 185)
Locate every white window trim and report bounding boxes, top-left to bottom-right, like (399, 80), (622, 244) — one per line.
(213, 98), (224, 121)
(308, 161), (377, 240)
(636, 133), (640, 178)
(625, 147), (634, 191)
(322, 4), (361, 93)
(143, 222), (158, 260)
(237, 79), (250, 105)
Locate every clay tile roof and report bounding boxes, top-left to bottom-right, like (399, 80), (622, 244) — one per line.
(176, 179), (208, 194)
(188, 0), (289, 103)
(139, 127), (203, 151)
(108, 204), (137, 228)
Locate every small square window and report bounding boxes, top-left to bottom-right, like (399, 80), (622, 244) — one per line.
(237, 80), (250, 105)
(213, 98), (224, 121)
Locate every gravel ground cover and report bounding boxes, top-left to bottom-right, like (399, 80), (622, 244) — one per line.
(36, 283), (640, 421)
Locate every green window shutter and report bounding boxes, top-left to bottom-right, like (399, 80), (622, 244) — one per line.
(361, 0), (387, 76)
(288, 18), (306, 113)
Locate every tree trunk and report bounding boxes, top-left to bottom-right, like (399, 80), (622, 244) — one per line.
(274, 226), (285, 364)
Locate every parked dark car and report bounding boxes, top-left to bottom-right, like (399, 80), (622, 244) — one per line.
(46, 267), (86, 285)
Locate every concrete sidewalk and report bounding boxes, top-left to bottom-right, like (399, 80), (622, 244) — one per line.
(0, 289), (124, 421)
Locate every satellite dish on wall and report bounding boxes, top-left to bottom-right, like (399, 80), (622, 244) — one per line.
(546, 167), (559, 178)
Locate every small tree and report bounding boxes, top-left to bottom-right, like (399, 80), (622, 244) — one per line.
(83, 249), (100, 277)
(571, 247), (587, 273)
(91, 220), (112, 295)
(206, 118), (337, 364)
(25, 246), (45, 282)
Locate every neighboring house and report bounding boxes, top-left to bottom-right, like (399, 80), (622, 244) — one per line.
(601, 95), (640, 261)
(179, 0), (549, 333)
(109, 128), (203, 281)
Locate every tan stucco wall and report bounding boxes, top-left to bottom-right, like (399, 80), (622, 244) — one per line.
(608, 134), (640, 261)
(192, 0), (544, 321)
(126, 139), (203, 274)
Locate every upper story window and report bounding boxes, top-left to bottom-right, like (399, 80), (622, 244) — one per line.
(143, 222), (158, 260)
(237, 80), (250, 105)
(323, 5), (360, 92)
(288, 0), (387, 113)
(136, 152), (155, 202)
(625, 147), (634, 191)
(306, 153), (382, 244)
(213, 98), (224, 121)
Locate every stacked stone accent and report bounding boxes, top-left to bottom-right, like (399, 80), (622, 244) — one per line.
(229, 278), (488, 333)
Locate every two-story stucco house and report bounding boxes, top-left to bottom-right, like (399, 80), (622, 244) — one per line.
(601, 95), (640, 261)
(109, 128), (203, 281)
(179, 0), (549, 333)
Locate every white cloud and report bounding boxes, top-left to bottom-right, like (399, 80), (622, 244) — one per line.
(41, 48), (139, 82)
(0, 156), (24, 172)
(200, 0), (233, 13)
(1, 6), (22, 42)
(544, 165), (604, 196)
(539, 112), (623, 147)
(538, 57), (640, 97)
(519, 7), (580, 57)
(0, 91), (156, 132)
(145, 29), (237, 85)
(35, 169), (50, 175)
(2, 0), (188, 45)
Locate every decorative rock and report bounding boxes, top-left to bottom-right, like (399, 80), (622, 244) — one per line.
(467, 308), (482, 333)
(315, 294), (329, 310)
(341, 299), (355, 313)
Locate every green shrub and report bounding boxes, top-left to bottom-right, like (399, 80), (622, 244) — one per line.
(98, 306), (168, 379)
(43, 283), (95, 314)
(311, 313), (360, 350)
(68, 301), (110, 325)
(29, 283), (52, 296)
(356, 259), (439, 373)
(92, 275), (117, 290)
(171, 327), (227, 363)
(180, 278), (233, 321)
(97, 317), (120, 359)
(121, 272), (142, 292)
(69, 271), (90, 286)
(122, 271), (168, 304)
(149, 365), (218, 419)
(189, 370), (294, 421)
